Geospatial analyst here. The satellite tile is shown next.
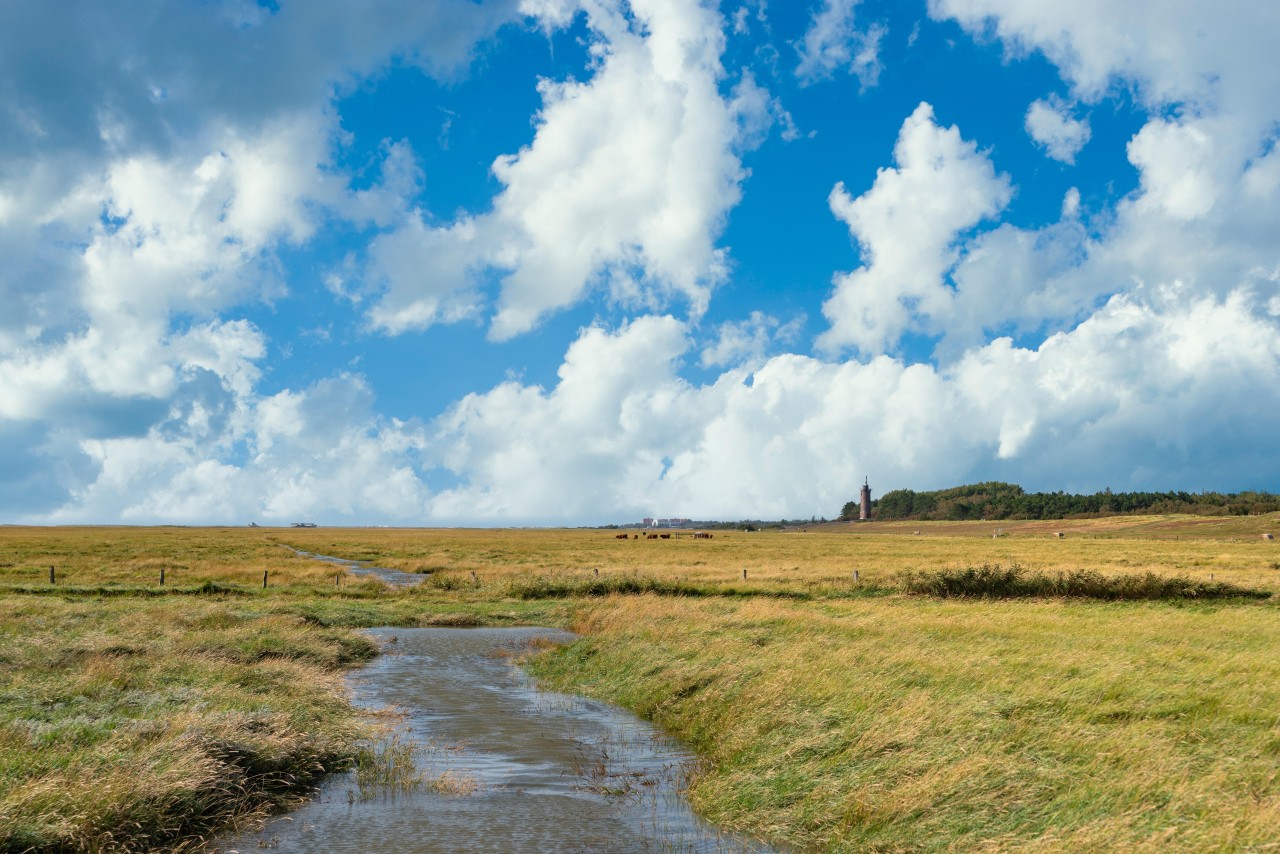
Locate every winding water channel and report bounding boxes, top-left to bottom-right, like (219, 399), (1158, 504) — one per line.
(214, 627), (774, 853)
(288, 547), (426, 586)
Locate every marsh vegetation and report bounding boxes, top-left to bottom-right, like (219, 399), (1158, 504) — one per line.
(1, 516), (1277, 850)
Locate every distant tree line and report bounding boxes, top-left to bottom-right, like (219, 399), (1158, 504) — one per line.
(842, 482), (1280, 522)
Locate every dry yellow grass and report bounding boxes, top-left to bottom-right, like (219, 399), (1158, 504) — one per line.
(0, 597), (379, 852)
(269, 518), (1280, 593)
(1, 519), (1276, 851)
(4, 516), (1277, 594)
(531, 593), (1280, 851)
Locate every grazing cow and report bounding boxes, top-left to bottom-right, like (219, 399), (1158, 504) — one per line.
(647, 533), (659, 539)
(1264, 533), (1275, 541)
(1054, 532), (1065, 539)
(660, 533), (671, 539)
(615, 533), (629, 539)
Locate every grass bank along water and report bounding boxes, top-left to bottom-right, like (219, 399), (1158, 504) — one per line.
(0, 597), (380, 852)
(0, 593), (572, 852)
(528, 595), (1280, 851)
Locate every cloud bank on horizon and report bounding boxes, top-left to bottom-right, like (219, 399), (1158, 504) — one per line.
(1, 0), (1277, 525)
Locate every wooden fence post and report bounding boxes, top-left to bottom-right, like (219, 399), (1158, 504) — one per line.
(49, 566), (55, 585)
(263, 570), (268, 589)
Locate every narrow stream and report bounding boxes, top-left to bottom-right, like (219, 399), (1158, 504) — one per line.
(289, 548), (425, 586)
(213, 628), (773, 853)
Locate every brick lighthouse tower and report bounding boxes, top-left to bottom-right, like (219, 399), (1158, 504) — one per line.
(859, 477), (871, 521)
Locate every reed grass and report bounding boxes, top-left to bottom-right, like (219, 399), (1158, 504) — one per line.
(354, 734), (423, 800)
(899, 564), (1270, 600)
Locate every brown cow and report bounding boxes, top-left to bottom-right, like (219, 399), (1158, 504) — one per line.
(615, 533), (629, 539)
(660, 533), (671, 539)
(646, 533), (659, 539)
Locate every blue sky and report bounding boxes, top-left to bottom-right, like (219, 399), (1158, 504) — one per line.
(2, 0), (1278, 525)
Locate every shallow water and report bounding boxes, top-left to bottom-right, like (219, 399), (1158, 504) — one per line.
(291, 548), (425, 586)
(213, 627), (773, 853)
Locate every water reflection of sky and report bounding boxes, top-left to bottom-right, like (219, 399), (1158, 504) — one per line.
(213, 627), (775, 854)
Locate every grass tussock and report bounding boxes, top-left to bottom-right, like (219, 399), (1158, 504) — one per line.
(423, 770), (481, 796)
(354, 734), (422, 800)
(900, 563), (1272, 600)
(351, 731), (482, 801)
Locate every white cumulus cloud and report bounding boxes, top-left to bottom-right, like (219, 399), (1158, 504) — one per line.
(817, 102), (1013, 356)
(924, 0), (1280, 356)
(1025, 98), (1091, 163)
(420, 286), (1280, 523)
(0, 0), (517, 520)
(367, 0), (777, 340)
(794, 0), (885, 89)
(700, 311), (805, 369)
(43, 375), (432, 525)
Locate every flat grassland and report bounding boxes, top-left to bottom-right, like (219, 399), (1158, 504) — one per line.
(1, 517), (1277, 851)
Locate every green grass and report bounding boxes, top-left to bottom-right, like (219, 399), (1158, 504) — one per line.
(899, 564), (1271, 600)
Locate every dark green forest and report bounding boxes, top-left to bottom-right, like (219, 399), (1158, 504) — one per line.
(841, 482), (1280, 522)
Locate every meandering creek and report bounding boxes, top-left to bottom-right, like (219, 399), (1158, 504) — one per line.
(214, 627), (774, 853)
(288, 547), (426, 586)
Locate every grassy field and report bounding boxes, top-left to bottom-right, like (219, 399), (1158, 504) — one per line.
(1, 519), (1277, 851)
